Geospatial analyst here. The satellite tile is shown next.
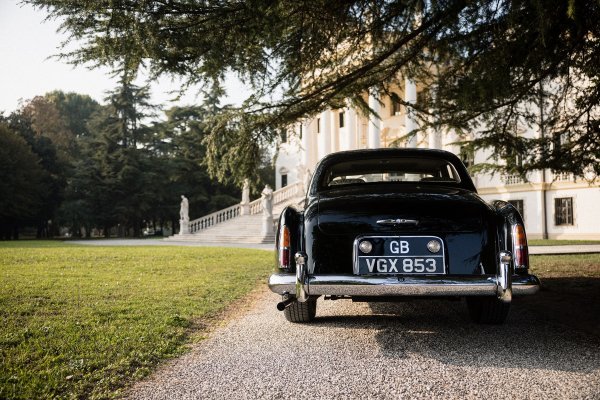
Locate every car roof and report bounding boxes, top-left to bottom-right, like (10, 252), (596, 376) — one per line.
(320, 148), (460, 161)
(311, 148), (477, 193)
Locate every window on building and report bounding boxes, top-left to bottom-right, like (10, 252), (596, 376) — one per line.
(317, 118), (321, 133)
(554, 197), (574, 225)
(552, 132), (570, 155)
(506, 148), (523, 168)
(459, 146), (475, 169)
(390, 93), (402, 116)
(416, 90), (429, 105)
(281, 174), (288, 188)
(339, 111), (345, 128)
(280, 129), (287, 143)
(508, 200), (524, 219)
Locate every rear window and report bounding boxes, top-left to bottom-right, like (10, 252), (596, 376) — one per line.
(320, 157), (461, 189)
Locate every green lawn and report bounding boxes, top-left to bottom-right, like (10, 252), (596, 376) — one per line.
(528, 239), (600, 246)
(529, 253), (600, 278)
(0, 242), (272, 399)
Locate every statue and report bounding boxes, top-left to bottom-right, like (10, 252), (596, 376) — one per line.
(241, 179), (250, 204)
(261, 185), (274, 217)
(240, 179), (251, 215)
(179, 195), (190, 235)
(261, 185), (274, 235)
(303, 168), (312, 194)
(179, 195), (189, 222)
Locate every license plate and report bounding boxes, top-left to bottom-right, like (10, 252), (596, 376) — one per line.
(353, 236), (445, 275)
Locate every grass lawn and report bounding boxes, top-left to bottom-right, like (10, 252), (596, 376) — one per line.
(530, 253), (600, 278)
(0, 241), (273, 399)
(528, 239), (600, 246)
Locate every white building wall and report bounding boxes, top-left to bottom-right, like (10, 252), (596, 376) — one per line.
(274, 128), (302, 190)
(546, 186), (600, 239)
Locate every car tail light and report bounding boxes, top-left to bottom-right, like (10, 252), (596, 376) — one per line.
(279, 225), (291, 269)
(512, 224), (529, 269)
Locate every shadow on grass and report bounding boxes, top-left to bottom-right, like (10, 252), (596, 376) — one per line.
(311, 277), (600, 373)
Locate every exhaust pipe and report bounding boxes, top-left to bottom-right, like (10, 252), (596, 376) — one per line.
(277, 297), (296, 311)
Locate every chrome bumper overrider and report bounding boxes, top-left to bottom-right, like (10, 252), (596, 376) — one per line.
(268, 273), (540, 299)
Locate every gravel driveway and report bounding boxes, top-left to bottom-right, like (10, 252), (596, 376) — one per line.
(128, 289), (599, 399)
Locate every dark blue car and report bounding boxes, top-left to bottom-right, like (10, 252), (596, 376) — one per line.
(269, 148), (540, 324)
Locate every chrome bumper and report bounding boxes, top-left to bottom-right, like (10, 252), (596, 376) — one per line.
(268, 273), (540, 298)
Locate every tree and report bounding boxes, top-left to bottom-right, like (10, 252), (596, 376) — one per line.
(82, 77), (157, 237)
(27, 0), (600, 180)
(3, 92), (103, 237)
(20, 96), (72, 162)
(1, 108), (66, 237)
(46, 91), (102, 139)
(152, 85), (242, 229)
(0, 124), (47, 239)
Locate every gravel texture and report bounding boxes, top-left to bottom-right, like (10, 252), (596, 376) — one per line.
(127, 290), (600, 400)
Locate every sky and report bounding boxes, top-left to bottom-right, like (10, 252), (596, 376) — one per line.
(0, 1), (249, 115)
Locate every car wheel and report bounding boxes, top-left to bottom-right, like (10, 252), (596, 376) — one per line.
(466, 296), (510, 324)
(284, 297), (317, 323)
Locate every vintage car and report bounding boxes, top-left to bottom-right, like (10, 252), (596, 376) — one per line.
(269, 148), (540, 324)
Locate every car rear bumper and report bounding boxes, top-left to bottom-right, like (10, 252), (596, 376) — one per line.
(268, 273), (540, 298)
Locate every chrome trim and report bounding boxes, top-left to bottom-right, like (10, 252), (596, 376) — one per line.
(496, 251), (513, 303)
(295, 252), (309, 302)
(268, 273), (540, 297)
(353, 235), (446, 275)
(376, 218), (419, 226)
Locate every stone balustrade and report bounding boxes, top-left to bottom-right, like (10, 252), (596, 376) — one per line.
(553, 172), (573, 182)
(249, 198), (262, 215)
(189, 204), (241, 233)
(273, 182), (303, 204)
(501, 174), (524, 185)
(188, 181), (304, 233)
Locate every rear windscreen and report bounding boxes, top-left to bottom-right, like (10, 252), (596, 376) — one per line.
(320, 157), (461, 189)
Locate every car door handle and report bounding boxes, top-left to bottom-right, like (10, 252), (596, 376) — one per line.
(376, 219), (419, 226)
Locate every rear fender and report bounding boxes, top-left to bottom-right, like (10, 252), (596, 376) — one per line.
(492, 200), (529, 271)
(275, 206), (303, 272)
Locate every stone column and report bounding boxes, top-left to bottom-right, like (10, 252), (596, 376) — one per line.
(346, 107), (358, 150)
(445, 130), (459, 153)
(331, 109), (339, 153)
(427, 86), (441, 149)
(428, 130), (442, 149)
(368, 93), (381, 148)
(301, 120), (311, 168)
(405, 78), (418, 148)
(318, 111), (331, 160)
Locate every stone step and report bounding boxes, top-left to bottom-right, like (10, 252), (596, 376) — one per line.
(166, 235), (275, 244)
(166, 195), (303, 244)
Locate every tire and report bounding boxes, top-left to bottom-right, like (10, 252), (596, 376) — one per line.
(284, 297), (317, 323)
(466, 296), (510, 324)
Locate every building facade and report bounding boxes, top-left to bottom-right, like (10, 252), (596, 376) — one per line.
(275, 79), (600, 240)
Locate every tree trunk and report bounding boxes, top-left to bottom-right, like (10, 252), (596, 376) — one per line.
(133, 219), (141, 237)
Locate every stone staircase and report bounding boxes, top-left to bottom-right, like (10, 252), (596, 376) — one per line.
(164, 182), (305, 244)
